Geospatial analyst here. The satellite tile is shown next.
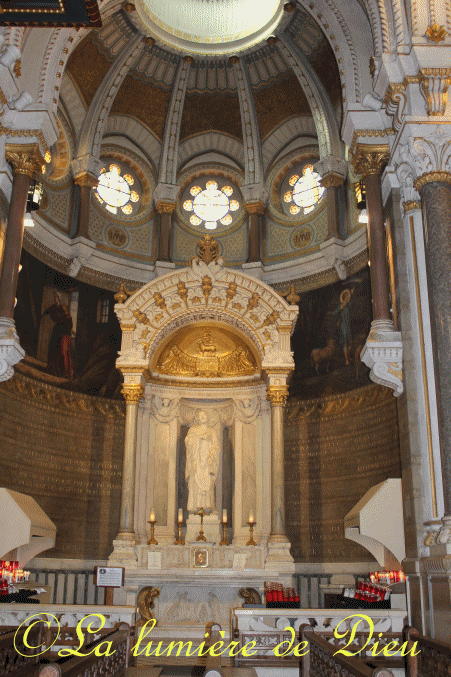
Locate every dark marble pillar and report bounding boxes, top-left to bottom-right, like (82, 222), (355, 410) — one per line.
(0, 145), (42, 319)
(419, 179), (451, 515)
(267, 384), (289, 543)
(247, 212), (260, 262)
(353, 145), (391, 321)
(158, 208), (174, 262)
(74, 173), (97, 239)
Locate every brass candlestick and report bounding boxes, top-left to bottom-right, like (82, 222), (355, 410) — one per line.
(246, 521), (257, 546)
(148, 518), (158, 545)
(219, 521), (229, 546)
(196, 508), (207, 542)
(175, 519), (185, 545)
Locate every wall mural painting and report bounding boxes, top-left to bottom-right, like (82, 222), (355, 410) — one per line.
(14, 251), (122, 398)
(290, 267), (372, 398)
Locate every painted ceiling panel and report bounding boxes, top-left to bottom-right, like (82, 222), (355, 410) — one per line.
(180, 92), (242, 142)
(110, 74), (171, 139)
(66, 33), (113, 108)
(253, 73), (312, 141)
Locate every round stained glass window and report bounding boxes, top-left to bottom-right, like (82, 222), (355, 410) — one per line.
(285, 165), (325, 216)
(95, 163), (141, 216)
(183, 179), (240, 230)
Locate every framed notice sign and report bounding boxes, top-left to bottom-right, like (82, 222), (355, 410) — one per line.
(94, 566), (125, 588)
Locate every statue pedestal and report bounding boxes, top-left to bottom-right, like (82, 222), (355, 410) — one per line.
(185, 512), (221, 544)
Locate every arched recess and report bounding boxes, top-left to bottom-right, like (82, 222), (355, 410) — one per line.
(262, 116), (317, 172)
(178, 132), (245, 171)
(106, 115), (162, 170)
(115, 258), (298, 378)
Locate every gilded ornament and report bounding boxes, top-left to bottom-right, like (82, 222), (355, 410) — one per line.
(114, 283), (132, 304)
(285, 284), (300, 305)
(122, 1), (135, 11)
(137, 586), (160, 626)
(74, 172), (98, 189)
(426, 22), (447, 43)
(177, 281), (189, 306)
(244, 293), (260, 315)
(156, 200), (176, 213)
(201, 275), (213, 305)
(5, 143), (44, 178)
(153, 292), (168, 314)
(351, 144), (390, 177)
(414, 171), (451, 192)
(121, 383), (144, 403)
(259, 311), (280, 329)
(244, 201), (266, 214)
(133, 309), (152, 325)
(266, 384), (289, 406)
(13, 60), (21, 78)
(225, 281), (237, 307)
(403, 201), (421, 213)
(195, 234), (220, 264)
(154, 325), (258, 379)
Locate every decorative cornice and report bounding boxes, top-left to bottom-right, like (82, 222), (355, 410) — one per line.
(0, 369), (124, 416)
(0, 123), (49, 155)
(5, 142), (44, 178)
(419, 68), (451, 117)
(266, 384), (289, 406)
(351, 144), (390, 177)
(349, 129), (395, 156)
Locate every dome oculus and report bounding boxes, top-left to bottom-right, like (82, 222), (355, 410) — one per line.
(183, 180), (240, 230)
(134, 0), (285, 55)
(95, 164), (141, 216)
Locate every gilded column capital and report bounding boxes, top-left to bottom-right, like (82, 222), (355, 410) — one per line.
(121, 383), (144, 404)
(351, 143), (390, 177)
(266, 384), (289, 406)
(403, 200), (421, 213)
(74, 171), (99, 189)
(156, 201), (176, 214)
(244, 201), (266, 214)
(414, 171), (451, 192)
(5, 143), (44, 178)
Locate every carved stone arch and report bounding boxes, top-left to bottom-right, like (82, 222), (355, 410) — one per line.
(294, 0), (373, 107)
(115, 258), (298, 381)
(178, 132), (245, 173)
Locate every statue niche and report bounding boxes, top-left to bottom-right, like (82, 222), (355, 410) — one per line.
(185, 410), (220, 513)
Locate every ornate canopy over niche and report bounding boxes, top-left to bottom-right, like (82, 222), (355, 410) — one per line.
(114, 252), (298, 386)
(152, 323), (259, 380)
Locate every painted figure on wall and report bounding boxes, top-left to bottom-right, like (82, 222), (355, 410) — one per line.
(185, 410), (220, 513)
(42, 292), (73, 379)
(330, 287), (354, 365)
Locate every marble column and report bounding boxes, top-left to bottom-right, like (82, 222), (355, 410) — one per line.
(417, 177), (451, 517)
(109, 379), (144, 567)
(353, 145), (391, 322)
(266, 384), (289, 543)
(0, 144), (42, 382)
(74, 173), (97, 239)
(157, 206), (175, 262)
(118, 381), (144, 538)
(0, 144), (42, 319)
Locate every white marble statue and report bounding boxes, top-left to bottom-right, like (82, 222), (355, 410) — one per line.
(185, 409), (220, 512)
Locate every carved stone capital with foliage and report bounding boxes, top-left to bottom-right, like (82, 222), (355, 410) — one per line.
(352, 143), (390, 177)
(266, 384), (289, 406)
(5, 143), (43, 178)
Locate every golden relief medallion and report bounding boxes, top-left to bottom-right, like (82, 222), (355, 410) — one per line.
(153, 324), (259, 378)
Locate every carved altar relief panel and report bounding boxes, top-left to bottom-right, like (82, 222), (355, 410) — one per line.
(151, 322), (260, 380)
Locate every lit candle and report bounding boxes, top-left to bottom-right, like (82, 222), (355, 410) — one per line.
(249, 511), (255, 524)
(149, 509), (156, 522)
(223, 509), (227, 523)
(178, 508), (183, 522)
